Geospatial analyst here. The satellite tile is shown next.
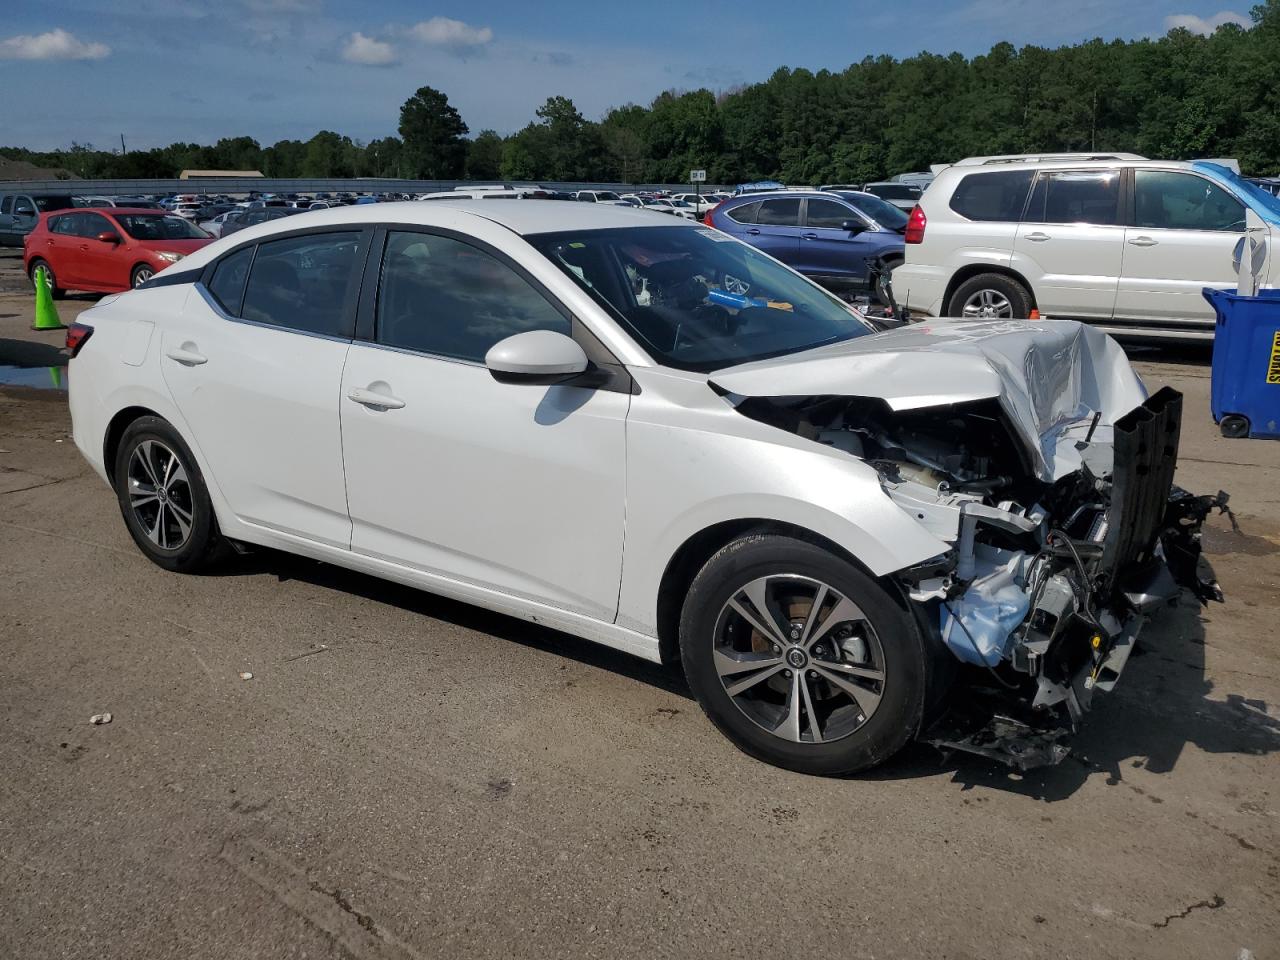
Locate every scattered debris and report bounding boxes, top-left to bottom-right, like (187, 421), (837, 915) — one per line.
(283, 644), (329, 663)
(89, 712), (112, 725)
(239, 671), (254, 681)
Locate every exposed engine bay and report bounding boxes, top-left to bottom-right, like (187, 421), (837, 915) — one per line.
(728, 384), (1230, 770)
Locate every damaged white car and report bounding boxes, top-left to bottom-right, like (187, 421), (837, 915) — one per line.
(67, 202), (1225, 775)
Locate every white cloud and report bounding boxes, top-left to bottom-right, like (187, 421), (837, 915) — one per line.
(239, 0), (321, 11)
(409, 17), (493, 48)
(0, 28), (110, 60)
(342, 31), (398, 66)
(1164, 10), (1251, 34)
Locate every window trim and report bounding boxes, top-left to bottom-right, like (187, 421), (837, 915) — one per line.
(1024, 167), (1125, 228)
(195, 225), (373, 341)
(354, 223), (633, 393)
(1129, 168), (1248, 234)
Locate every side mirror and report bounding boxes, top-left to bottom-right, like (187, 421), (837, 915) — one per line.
(96, 231), (121, 244)
(485, 330), (590, 385)
(840, 220), (865, 234)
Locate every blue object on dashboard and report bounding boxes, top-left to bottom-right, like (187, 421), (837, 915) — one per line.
(1203, 286), (1280, 439)
(734, 181), (785, 195)
(707, 288), (766, 310)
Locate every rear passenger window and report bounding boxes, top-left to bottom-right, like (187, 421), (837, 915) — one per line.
(756, 198), (801, 226)
(376, 231), (570, 363)
(726, 201), (760, 224)
(50, 215), (77, 235)
(240, 232), (361, 338)
(948, 171), (1035, 222)
(206, 246), (254, 315)
(1025, 170), (1120, 225)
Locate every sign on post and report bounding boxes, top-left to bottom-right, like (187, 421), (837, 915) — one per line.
(690, 169), (707, 182)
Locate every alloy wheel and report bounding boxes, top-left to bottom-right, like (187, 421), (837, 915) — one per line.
(712, 574), (886, 743)
(133, 267), (154, 287)
(961, 288), (1013, 319)
(126, 439), (195, 550)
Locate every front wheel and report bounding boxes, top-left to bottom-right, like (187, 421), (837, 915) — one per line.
(131, 264), (155, 288)
(679, 534), (927, 775)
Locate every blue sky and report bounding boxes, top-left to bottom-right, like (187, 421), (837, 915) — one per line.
(0, 0), (1257, 151)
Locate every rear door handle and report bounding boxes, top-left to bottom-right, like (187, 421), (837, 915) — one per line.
(165, 346), (207, 366)
(801, 232), (819, 240)
(746, 228), (761, 236)
(1024, 232), (1051, 242)
(1127, 236), (1158, 247)
(347, 387), (405, 410)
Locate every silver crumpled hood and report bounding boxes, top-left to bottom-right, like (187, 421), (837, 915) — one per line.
(708, 318), (1147, 480)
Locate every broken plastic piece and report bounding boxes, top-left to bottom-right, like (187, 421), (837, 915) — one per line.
(89, 712), (112, 725)
(239, 671), (253, 681)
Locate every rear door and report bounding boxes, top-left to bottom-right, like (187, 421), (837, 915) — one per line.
(797, 196), (878, 284)
(160, 229), (370, 547)
(1013, 168), (1124, 319)
(1115, 169), (1246, 326)
(744, 197), (802, 265)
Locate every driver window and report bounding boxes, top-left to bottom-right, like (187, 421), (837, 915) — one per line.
(1134, 170), (1245, 232)
(376, 231), (570, 363)
(806, 198), (856, 229)
(14, 197), (35, 217)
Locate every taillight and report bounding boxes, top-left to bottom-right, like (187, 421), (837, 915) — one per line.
(703, 199), (726, 226)
(66, 322), (94, 358)
(904, 205), (926, 244)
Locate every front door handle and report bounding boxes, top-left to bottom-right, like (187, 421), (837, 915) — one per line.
(1024, 232), (1051, 242)
(801, 232), (819, 240)
(166, 346), (207, 366)
(347, 387), (405, 410)
(1127, 236), (1158, 247)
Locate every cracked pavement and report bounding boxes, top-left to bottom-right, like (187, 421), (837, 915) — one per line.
(1, 248), (1278, 959)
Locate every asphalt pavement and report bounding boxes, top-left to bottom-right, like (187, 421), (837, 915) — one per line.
(1, 247), (1277, 960)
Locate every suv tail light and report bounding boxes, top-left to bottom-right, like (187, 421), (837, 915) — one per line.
(704, 199), (726, 226)
(904, 205), (926, 244)
(66, 322), (94, 358)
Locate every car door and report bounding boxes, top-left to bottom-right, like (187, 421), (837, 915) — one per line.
(1115, 169), (1246, 326)
(746, 197), (803, 265)
(74, 211), (122, 288)
(1013, 168), (1125, 319)
(0, 196), (14, 245)
(37, 213), (76, 281)
(160, 229), (370, 548)
(9, 195), (39, 246)
(798, 196), (879, 285)
(339, 227), (629, 622)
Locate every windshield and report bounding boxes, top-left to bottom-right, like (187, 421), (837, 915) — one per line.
(595, 191), (620, 201)
(1195, 162), (1280, 224)
(528, 225), (874, 372)
(116, 214), (209, 240)
(834, 192), (909, 229)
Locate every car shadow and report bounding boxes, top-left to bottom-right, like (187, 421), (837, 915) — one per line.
(218, 546), (695, 701)
(0, 337), (68, 367)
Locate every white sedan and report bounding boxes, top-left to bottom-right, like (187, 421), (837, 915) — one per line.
(65, 201), (1216, 775)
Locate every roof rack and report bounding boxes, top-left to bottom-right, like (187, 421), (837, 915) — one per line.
(950, 152), (1147, 166)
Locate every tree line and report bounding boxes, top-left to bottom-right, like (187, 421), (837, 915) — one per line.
(4, 1), (1277, 186)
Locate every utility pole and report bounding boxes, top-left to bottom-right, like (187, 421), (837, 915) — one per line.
(120, 134), (127, 155)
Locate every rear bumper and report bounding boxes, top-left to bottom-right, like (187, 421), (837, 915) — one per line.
(892, 263), (946, 316)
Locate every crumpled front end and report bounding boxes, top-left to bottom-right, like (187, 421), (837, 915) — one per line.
(710, 320), (1228, 770)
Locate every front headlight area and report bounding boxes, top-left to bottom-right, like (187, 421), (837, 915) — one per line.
(155, 251), (185, 263)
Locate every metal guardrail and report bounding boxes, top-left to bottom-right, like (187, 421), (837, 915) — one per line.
(0, 178), (731, 196)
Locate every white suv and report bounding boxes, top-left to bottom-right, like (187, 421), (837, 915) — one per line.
(894, 156), (1278, 340)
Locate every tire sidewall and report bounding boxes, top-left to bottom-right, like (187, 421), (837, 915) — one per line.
(131, 264), (154, 288)
(30, 259), (64, 299)
(947, 273), (1031, 319)
(113, 416), (220, 573)
(680, 535), (926, 775)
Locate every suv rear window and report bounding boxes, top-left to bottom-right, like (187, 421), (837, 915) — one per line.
(948, 171), (1035, 222)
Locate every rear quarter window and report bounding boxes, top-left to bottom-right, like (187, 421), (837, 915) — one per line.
(948, 171), (1035, 222)
(726, 201), (761, 224)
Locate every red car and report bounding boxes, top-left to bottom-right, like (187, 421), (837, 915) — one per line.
(24, 207), (213, 297)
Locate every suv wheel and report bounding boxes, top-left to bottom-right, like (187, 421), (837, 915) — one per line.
(679, 534), (926, 775)
(946, 273), (1032, 320)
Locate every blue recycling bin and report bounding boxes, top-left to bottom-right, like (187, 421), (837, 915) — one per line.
(1202, 286), (1280, 439)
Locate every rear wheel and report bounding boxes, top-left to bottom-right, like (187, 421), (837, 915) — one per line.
(946, 272), (1032, 320)
(680, 534), (926, 775)
(131, 264), (155, 288)
(113, 416), (228, 573)
(28, 259), (66, 300)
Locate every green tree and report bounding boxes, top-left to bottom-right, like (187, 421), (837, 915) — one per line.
(398, 86), (469, 179)
(465, 130), (504, 180)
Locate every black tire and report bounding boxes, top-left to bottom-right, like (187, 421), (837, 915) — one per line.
(1220, 414), (1251, 439)
(679, 533), (927, 776)
(946, 272), (1032, 320)
(28, 259), (66, 300)
(113, 416), (228, 573)
(130, 264), (155, 288)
